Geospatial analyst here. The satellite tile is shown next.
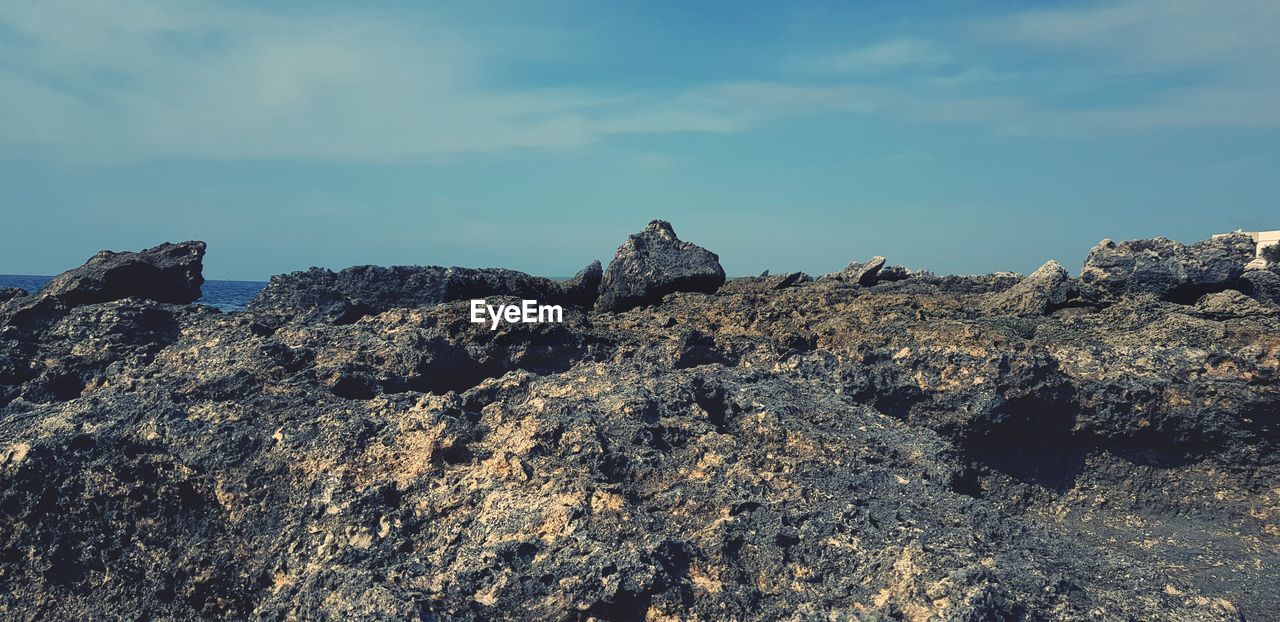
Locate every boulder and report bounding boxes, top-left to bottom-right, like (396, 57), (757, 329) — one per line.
(825, 256), (885, 285)
(1080, 234), (1254, 303)
(987, 260), (1076, 316)
(560, 261), (603, 309)
(877, 265), (912, 282)
(1237, 270), (1280, 306)
(0, 288), (27, 304)
(249, 263), (601, 324)
(37, 241), (206, 306)
(595, 220), (726, 313)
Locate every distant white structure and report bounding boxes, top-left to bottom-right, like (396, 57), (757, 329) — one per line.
(1213, 230), (1280, 258)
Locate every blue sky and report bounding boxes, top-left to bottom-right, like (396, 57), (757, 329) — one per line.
(1, 0), (1277, 280)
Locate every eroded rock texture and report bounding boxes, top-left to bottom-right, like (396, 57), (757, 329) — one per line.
(1, 230), (1278, 620)
(595, 220), (726, 313)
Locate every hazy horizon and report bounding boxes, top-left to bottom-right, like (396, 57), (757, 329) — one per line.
(2, 0), (1277, 281)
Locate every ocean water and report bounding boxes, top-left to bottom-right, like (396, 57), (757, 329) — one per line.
(0, 275), (267, 312)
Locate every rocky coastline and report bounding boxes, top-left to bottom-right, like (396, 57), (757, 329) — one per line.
(1, 221), (1278, 620)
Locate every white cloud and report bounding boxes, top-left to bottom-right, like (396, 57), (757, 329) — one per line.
(2, 0), (1278, 166)
(802, 38), (950, 75)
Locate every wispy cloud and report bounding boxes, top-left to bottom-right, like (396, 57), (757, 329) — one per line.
(1, 0), (1277, 167)
(800, 38), (950, 75)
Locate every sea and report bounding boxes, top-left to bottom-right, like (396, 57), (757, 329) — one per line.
(0, 275), (267, 312)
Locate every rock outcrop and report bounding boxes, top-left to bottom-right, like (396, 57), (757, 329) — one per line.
(249, 263), (602, 324)
(1080, 234), (1254, 302)
(987, 260), (1076, 316)
(1237, 269), (1280, 306)
(824, 255), (886, 284)
(595, 220), (726, 313)
(717, 271), (810, 294)
(2, 231), (1278, 620)
(38, 241), (206, 307)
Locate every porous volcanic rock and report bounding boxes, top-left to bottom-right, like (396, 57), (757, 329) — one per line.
(717, 271), (810, 294)
(826, 255), (886, 285)
(987, 260), (1077, 316)
(38, 241), (206, 307)
(249, 264), (600, 324)
(1237, 269), (1280, 306)
(594, 220), (726, 313)
(2, 233), (1278, 620)
(1080, 234), (1254, 303)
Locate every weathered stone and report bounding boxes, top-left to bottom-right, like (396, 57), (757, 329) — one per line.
(594, 220), (726, 312)
(250, 263), (599, 324)
(1236, 269), (1280, 306)
(560, 260), (603, 308)
(1080, 234), (1254, 302)
(1195, 290), (1270, 318)
(718, 271), (811, 294)
(826, 255), (886, 285)
(37, 241), (206, 306)
(0, 288), (26, 303)
(987, 260), (1076, 316)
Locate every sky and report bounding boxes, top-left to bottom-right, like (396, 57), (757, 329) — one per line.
(1, 0), (1277, 280)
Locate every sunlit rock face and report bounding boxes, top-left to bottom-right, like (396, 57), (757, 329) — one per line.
(1, 228), (1277, 620)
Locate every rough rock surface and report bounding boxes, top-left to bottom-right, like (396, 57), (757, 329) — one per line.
(824, 255), (886, 285)
(987, 260), (1077, 316)
(595, 220), (726, 313)
(1081, 234), (1254, 302)
(40, 241), (206, 306)
(717, 271), (810, 294)
(2, 231), (1278, 620)
(249, 263), (602, 324)
(1238, 269), (1280, 306)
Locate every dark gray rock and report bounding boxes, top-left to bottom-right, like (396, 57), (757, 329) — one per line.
(0, 288), (27, 303)
(37, 241), (206, 307)
(824, 256), (885, 285)
(1080, 234), (1254, 303)
(1237, 270), (1280, 306)
(561, 260), (603, 308)
(1195, 290), (1270, 319)
(877, 265), (912, 282)
(987, 260), (1076, 316)
(595, 220), (726, 313)
(250, 264), (600, 324)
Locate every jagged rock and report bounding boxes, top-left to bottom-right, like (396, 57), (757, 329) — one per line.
(37, 241), (206, 306)
(3, 233), (1279, 620)
(1195, 290), (1269, 318)
(1237, 270), (1280, 306)
(718, 271), (811, 294)
(560, 260), (603, 308)
(250, 264), (599, 324)
(987, 260), (1076, 316)
(594, 220), (726, 313)
(1080, 234), (1254, 302)
(877, 264), (912, 282)
(825, 255), (885, 284)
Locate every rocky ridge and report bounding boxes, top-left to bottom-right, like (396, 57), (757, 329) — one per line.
(1, 224), (1278, 620)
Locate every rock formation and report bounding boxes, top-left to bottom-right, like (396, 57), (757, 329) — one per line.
(827, 255), (886, 284)
(1, 227), (1277, 620)
(986, 259), (1077, 316)
(1080, 234), (1254, 302)
(595, 220), (726, 313)
(249, 263), (603, 324)
(39, 241), (206, 306)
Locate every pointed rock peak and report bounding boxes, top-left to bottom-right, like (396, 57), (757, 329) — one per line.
(646, 219), (677, 238)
